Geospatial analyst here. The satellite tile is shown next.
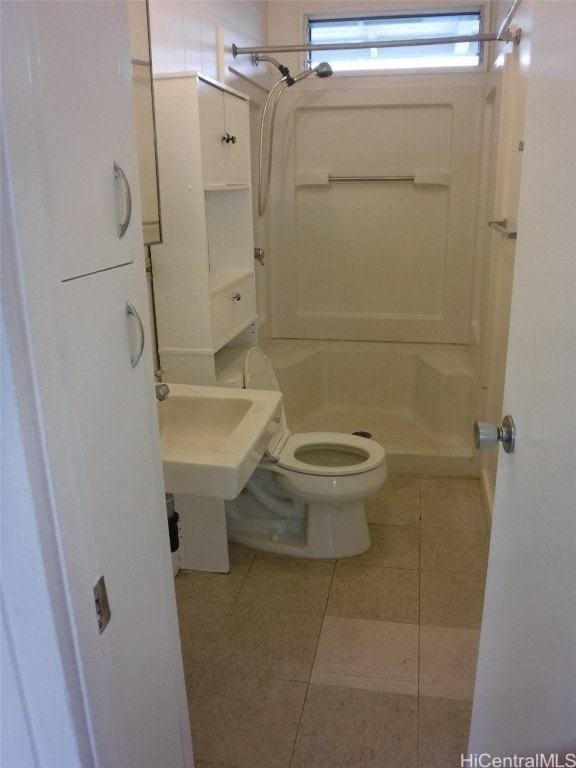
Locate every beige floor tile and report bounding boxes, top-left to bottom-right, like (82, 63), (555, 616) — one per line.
(212, 605), (323, 682)
(175, 542), (256, 605)
(290, 684), (418, 768)
(236, 553), (335, 614)
(420, 527), (489, 574)
(418, 696), (472, 768)
(195, 763), (236, 768)
(175, 475), (489, 766)
(190, 670), (307, 768)
(345, 524), (419, 569)
(420, 570), (485, 629)
(177, 601), (234, 667)
(420, 478), (486, 530)
(327, 562), (419, 623)
(419, 626), (480, 700)
(365, 475), (421, 526)
(311, 616), (419, 695)
(182, 665), (204, 705)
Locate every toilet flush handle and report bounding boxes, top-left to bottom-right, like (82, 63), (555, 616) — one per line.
(473, 415), (516, 453)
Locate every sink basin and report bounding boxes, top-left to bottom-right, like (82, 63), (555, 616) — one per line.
(158, 383), (282, 499)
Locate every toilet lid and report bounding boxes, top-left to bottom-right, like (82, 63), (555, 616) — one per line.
(244, 347), (280, 392)
(245, 348), (288, 439)
(245, 348), (385, 475)
(276, 432), (386, 477)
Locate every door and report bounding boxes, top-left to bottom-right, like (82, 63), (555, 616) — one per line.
(33, 0), (136, 280)
(469, 1), (576, 753)
(62, 268), (190, 767)
(1, 2), (193, 764)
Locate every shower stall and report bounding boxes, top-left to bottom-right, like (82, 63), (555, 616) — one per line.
(245, 73), (484, 475)
(233, 3), (522, 484)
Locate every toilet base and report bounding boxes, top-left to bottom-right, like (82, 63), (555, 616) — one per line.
(226, 499), (372, 559)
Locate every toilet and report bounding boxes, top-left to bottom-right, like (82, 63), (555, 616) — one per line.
(218, 347), (387, 558)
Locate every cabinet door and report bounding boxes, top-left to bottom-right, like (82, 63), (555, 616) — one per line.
(198, 79), (227, 186)
(34, 1), (137, 280)
(199, 80), (250, 187)
(61, 266), (188, 768)
(223, 91), (251, 186)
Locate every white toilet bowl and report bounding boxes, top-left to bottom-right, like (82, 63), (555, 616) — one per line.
(219, 348), (387, 558)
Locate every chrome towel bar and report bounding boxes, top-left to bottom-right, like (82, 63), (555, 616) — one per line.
(293, 171), (451, 187)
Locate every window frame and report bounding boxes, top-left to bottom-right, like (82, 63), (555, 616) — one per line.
(304, 5), (488, 76)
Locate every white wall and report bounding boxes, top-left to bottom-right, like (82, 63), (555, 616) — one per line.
(149, 0), (272, 341)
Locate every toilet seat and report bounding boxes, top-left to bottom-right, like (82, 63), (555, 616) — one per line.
(269, 431), (385, 477)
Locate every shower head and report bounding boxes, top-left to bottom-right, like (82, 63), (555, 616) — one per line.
(289, 62), (334, 86)
(315, 62), (334, 78)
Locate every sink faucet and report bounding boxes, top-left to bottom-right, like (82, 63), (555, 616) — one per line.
(155, 383), (170, 401)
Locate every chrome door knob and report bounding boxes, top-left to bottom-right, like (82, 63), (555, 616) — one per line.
(473, 415), (516, 453)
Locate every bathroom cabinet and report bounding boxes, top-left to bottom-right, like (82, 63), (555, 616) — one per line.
(151, 72), (257, 385)
(2, 0), (192, 762)
(198, 77), (251, 188)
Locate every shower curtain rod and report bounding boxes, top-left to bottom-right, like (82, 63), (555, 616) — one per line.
(233, 0), (521, 58)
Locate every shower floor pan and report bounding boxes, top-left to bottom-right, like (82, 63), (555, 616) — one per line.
(266, 340), (478, 477)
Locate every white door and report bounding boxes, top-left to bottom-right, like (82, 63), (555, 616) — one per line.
(1, 2), (193, 764)
(61, 268), (190, 767)
(469, 1), (576, 754)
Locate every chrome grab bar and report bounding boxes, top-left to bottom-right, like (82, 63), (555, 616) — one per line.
(329, 175), (414, 182)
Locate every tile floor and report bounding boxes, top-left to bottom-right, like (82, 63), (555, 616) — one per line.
(174, 475), (490, 768)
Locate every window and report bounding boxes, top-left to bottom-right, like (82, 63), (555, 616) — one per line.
(307, 11), (483, 72)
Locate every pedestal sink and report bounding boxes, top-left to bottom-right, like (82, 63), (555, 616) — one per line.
(158, 383), (282, 499)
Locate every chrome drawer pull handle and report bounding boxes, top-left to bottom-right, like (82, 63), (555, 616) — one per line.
(232, 292), (241, 301)
(126, 302), (144, 368)
(114, 162), (132, 238)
